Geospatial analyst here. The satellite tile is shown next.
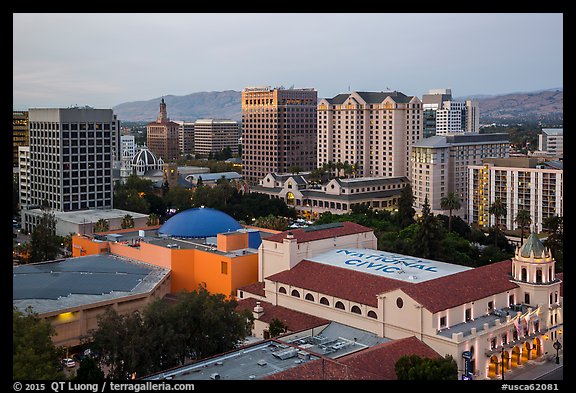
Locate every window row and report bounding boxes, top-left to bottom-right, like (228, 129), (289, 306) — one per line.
(277, 286), (378, 319)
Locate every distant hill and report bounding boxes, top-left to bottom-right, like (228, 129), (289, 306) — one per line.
(114, 88), (563, 124)
(456, 88), (563, 123)
(113, 90), (242, 122)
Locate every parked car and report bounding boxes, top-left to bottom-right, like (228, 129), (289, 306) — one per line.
(62, 358), (76, 368)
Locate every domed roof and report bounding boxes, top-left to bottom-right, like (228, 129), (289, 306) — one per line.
(158, 207), (242, 238)
(132, 146), (160, 166)
(518, 233), (550, 259)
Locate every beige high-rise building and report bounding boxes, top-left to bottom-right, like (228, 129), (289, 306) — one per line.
(147, 98), (180, 161)
(317, 91), (422, 179)
(194, 119), (240, 156)
(411, 133), (510, 219)
(242, 87), (317, 185)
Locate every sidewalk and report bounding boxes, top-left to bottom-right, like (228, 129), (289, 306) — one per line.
(502, 354), (563, 380)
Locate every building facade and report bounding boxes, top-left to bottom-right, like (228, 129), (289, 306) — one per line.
(317, 91), (422, 179)
(13, 111), (29, 167)
(25, 107), (117, 213)
(242, 87), (318, 185)
(146, 98), (180, 161)
(421, 89), (479, 137)
(468, 157), (563, 232)
(411, 133), (510, 219)
(193, 119), (240, 156)
(537, 128), (563, 157)
(172, 120), (195, 156)
(252, 172), (409, 219)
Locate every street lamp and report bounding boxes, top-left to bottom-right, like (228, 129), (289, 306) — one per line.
(553, 340), (562, 364)
(501, 347), (505, 380)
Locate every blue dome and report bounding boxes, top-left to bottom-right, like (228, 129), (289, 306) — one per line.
(158, 207), (242, 238)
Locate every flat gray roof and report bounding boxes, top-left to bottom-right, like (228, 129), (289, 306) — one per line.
(13, 254), (170, 315)
(144, 322), (389, 380)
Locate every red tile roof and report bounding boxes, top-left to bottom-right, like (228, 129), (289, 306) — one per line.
(235, 298), (330, 332)
(402, 259), (518, 313)
(265, 336), (440, 380)
(264, 357), (381, 380)
(237, 281), (265, 297)
(266, 260), (413, 307)
(339, 336), (440, 380)
(264, 221), (373, 244)
(266, 258), (519, 313)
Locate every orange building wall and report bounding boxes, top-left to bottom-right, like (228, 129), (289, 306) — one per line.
(71, 234), (258, 299)
(217, 232), (248, 252)
(72, 235), (109, 257)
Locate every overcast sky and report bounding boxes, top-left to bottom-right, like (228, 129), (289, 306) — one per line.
(13, 13), (563, 110)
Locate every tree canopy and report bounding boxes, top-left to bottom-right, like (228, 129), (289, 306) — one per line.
(87, 286), (254, 379)
(13, 307), (65, 380)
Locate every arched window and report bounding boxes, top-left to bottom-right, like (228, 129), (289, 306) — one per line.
(521, 268), (528, 282)
(278, 287), (287, 294)
(320, 297), (330, 306)
(286, 192), (295, 205)
(367, 310), (378, 319)
(351, 305), (362, 314)
(291, 289), (301, 298)
(536, 269), (542, 284)
(335, 301), (345, 310)
(305, 293), (315, 302)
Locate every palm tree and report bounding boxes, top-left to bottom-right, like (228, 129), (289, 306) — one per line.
(514, 209), (532, 244)
(440, 192), (461, 233)
(94, 218), (109, 233)
(489, 198), (507, 246)
(121, 214), (134, 229)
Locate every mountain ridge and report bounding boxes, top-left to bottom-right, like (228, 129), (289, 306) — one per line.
(113, 88), (563, 123)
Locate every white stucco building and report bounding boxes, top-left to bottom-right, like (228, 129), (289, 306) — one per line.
(238, 223), (563, 380)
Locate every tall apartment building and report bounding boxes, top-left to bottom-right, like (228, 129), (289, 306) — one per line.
(24, 107), (118, 213)
(422, 89), (479, 138)
(147, 98), (180, 161)
(173, 120), (195, 156)
(411, 133), (509, 219)
(318, 91), (422, 179)
(242, 87), (317, 185)
(193, 119), (240, 156)
(468, 157), (563, 232)
(13, 111), (29, 167)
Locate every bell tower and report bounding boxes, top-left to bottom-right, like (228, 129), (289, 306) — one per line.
(511, 233), (560, 308)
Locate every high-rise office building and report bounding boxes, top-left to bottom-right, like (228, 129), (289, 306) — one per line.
(317, 91), (422, 179)
(13, 111), (29, 167)
(537, 128), (563, 157)
(172, 120), (195, 156)
(422, 89), (479, 137)
(147, 98), (180, 161)
(411, 133), (510, 219)
(242, 87), (317, 185)
(193, 119), (240, 156)
(25, 107), (118, 212)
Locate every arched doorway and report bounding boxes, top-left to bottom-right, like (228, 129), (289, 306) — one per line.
(522, 341), (532, 363)
(511, 346), (522, 368)
(532, 338), (542, 359)
(488, 355), (500, 378)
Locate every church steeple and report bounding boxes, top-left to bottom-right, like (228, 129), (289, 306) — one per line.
(157, 97), (168, 123)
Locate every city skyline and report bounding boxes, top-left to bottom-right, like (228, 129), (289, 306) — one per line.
(13, 13), (563, 110)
